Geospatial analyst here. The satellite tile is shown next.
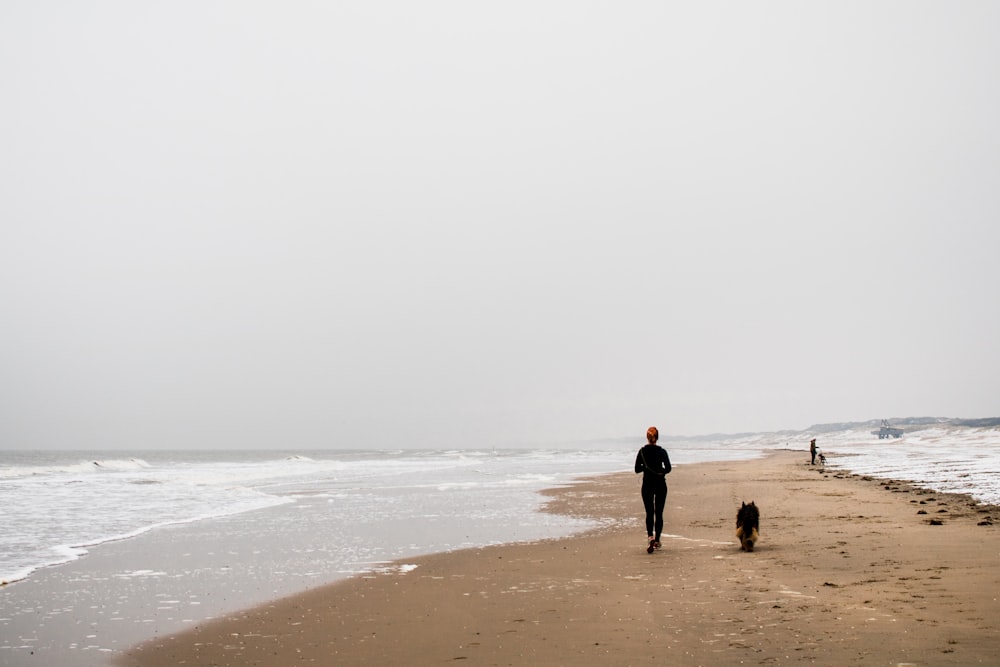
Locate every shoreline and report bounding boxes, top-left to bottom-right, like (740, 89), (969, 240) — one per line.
(4, 450), (618, 667)
(120, 450), (1000, 665)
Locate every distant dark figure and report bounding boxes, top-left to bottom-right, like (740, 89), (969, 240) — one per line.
(736, 501), (760, 552)
(635, 426), (672, 553)
(810, 438), (817, 465)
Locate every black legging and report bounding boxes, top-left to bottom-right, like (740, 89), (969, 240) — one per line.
(641, 479), (667, 538)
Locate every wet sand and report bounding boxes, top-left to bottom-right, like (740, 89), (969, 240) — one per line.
(120, 450), (1000, 665)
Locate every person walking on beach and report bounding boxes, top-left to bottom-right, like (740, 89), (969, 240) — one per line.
(810, 438), (817, 465)
(635, 426), (672, 553)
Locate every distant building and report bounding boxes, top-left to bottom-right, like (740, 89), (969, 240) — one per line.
(872, 419), (904, 439)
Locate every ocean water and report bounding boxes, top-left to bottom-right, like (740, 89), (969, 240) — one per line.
(805, 424), (1000, 504)
(2, 445), (660, 666)
(0, 447), (619, 586)
(1, 422), (997, 665)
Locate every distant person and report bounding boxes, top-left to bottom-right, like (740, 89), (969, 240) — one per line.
(810, 438), (817, 465)
(635, 426), (672, 553)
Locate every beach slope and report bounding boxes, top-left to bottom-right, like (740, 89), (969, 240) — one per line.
(120, 451), (1000, 665)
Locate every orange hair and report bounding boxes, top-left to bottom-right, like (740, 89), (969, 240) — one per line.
(646, 426), (659, 444)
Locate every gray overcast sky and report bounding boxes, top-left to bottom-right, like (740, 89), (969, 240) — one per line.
(2, 2), (998, 449)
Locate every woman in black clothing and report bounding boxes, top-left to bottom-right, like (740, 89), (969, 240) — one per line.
(635, 426), (672, 553)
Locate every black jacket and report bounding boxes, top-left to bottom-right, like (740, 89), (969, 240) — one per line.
(635, 444), (672, 481)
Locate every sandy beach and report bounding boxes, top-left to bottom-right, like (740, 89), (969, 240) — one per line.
(119, 450), (1000, 666)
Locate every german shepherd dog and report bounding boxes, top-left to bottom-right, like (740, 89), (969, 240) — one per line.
(736, 501), (760, 552)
